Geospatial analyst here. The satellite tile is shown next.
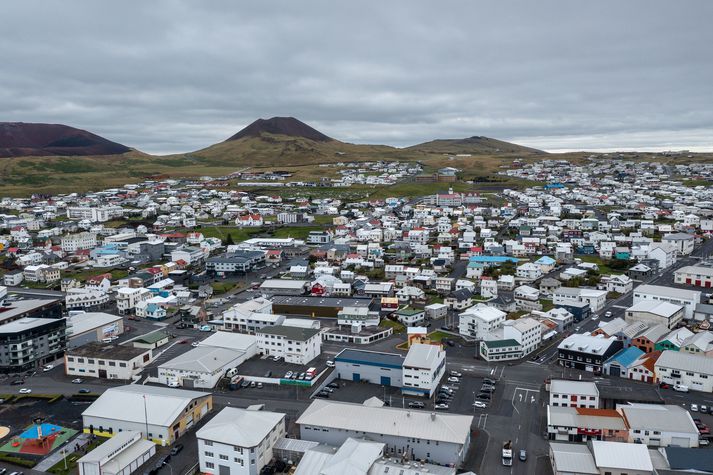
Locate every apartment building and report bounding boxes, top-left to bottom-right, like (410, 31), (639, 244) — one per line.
(458, 303), (506, 339)
(197, 407), (286, 475)
(549, 379), (599, 408)
(256, 325), (321, 365)
(115, 287), (152, 315)
(61, 232), (98, 252)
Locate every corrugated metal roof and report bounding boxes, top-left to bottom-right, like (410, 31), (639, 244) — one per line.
(197, 407), (284, 447)
(297, 399), (472, 445)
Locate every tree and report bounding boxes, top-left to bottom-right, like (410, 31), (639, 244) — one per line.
(225, 233), (235, 246)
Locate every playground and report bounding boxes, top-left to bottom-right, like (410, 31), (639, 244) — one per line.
(0, 423), (78, 456)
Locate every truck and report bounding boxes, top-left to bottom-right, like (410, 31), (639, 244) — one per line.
(502, 440), (513, 466)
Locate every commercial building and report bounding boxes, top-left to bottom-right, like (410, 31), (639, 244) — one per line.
(334, 348), (405, 386)
(206, 250), (265, 275)
(271, 295), (375, 318)
(78, 430), (156, 475)
(633, 284), (700, 320)
(115, 287), (152, 315)
(256, 325), (321, 365)
(401, 343), (446, 397)
(158, 332), (257, 389)
(549, 379), (600, 408)
(65, 343), (153, 380)
(82, 385), (213, 445)
(557, 334), (623, 373)
(547, 406), (628, 442)
(258, 279), (308, 296)
(297, 399), (473, 466)
(624, 301), (684, 329)
(197, 407), (286, 475)
(67, 312), (124, 347)
(618, 403), (699, 447)
(654, 350), (713, 393)
(674, 265), (713, 288)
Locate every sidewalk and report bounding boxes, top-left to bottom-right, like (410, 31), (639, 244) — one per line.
(34, 432), (91, 472)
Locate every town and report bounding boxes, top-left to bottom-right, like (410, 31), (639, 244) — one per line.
(0, 155), (713, 475)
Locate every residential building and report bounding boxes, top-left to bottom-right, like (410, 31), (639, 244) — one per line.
(549, 379), (600, 408)
(547, 406), (628, 442)
(458, 303), (506, 339)
(553, 287), (607, 312)
(256, 325), (321, 365)
(197, 407), (286, 475)
(557, 334), (623, 373)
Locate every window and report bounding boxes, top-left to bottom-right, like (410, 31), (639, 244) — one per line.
(205, 440), (213, 446)
(219, 455), (228, 460)
(205, 462), (214, 469)
(205, 451), (214, 457)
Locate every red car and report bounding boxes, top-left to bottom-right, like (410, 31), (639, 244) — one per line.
(178, 339), (189, 344)
(659, 382), (671, 389)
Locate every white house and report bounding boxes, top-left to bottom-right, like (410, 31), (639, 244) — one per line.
(458, 303), (506, 339)
(197, 407), (286, 475)
(553, 287), (607, 312)
(115, 287), (152, 315)
(549, 379), (599, 408)
(256, 325), (322, 365)
(516, 262), (543, 281)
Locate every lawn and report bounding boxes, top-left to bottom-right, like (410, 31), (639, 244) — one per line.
(47, 436), (109, 475)
(271, 225), (323, 240)
(193, 226), (262, 243)
(210, 281), (240, 295)
(539, 299), (554, 312)
(426, 330), (451, 342)
(379, 318), (405, 334)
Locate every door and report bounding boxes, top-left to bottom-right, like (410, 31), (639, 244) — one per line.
(381, 376), (391, 386)
(98, 369), (107, 378)
(353, 373), (360, 382)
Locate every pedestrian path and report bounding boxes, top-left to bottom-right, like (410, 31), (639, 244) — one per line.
(35, 432), (91, 471)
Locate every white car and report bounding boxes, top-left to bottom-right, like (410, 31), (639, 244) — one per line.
(19, 388), (32, 394)
(674, 384), (690, 393)
(604, 311), (613, 318)
(326, 360), (335, 368)
(42, 364), (54, 372)
(447, 376), (460, 383)
(473, 401), (488, 408)
(591, 315), (599, 321)
(71, 378), (83, 384)
(691, 404), (699, 412)
(449, 371), (462, 377)
(191, 342), (199, 347)
(434, 403), (449, 410)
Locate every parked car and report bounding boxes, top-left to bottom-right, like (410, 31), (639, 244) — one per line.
(170, 444), (184, 455)
(191, 342), (199, 347)
(674, 383), (690, 393)
(477, 392), (491, 400)
(408, 401), (425, 409)
(240, 380), (250, 388)
(449, 371), (462, 377)
(445, 340), (455, 347)
(604, 311), (612, 318)
(271, 355), (281, 362)
(700, 438), (710, 446)
(702, 405), (709, 414)
(447, 376), (460, 383)
(435, 404), (449, 410)
(327, 382), (340, 389)
(285, 371), (293, 379)
(484, 378), (496, 385)
(10, 380), (24, 386)
(481, 386), (495, 393)
(473, 401), (488, 408)
(42, 364), (53, 372)
(314, 391), (329, 399)
(18, 388), (32, 394)
(326, 360), (335, 368)
(659, 382), (671, 389)
(78, 388), (91, 394)
(257, 382), (263, 389)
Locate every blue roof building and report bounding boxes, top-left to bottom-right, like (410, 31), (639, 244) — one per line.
(468, 256), (520, 265)
(602, 346), (644, 377)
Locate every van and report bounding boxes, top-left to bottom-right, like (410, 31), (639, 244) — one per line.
(674, 383), (689, 393)
(168, 380), (180, 388)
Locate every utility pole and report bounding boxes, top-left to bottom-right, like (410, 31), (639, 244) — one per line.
(143, 394), (149, 440)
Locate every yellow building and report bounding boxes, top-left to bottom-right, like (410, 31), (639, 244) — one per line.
(82, 385), (212, 445)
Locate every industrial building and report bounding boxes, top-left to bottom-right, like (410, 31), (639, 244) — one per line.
(82, 385), (213, 445)
(297, 398), (473, 466)
(65, 342), (153, 380)
(67, 311), (124, 347)
(77, 430), (156, 475)
(334, 348), (405, 386)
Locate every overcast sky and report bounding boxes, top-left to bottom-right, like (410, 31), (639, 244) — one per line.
(2, 1), (712, 154)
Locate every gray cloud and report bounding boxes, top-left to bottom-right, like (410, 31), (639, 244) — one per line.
(1, 0), (712, 154)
